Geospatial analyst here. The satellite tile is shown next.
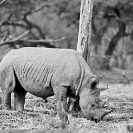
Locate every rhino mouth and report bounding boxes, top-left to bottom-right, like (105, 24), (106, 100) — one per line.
(90, 83), (113, 122)
(87, 97), (113, 122)
(89, 108), (113, 123)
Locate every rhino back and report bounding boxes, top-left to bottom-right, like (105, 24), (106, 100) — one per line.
(0, 47), (92, 97)
(8, 47), (83, 96)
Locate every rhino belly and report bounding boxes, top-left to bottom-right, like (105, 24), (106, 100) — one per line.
(19, 79), (54, 99)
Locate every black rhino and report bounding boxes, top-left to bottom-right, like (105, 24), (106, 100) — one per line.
(0, 47), (112, 128)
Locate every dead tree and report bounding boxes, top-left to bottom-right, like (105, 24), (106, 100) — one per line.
(77, 0), (94, 64)
(72, 0), (94, 112)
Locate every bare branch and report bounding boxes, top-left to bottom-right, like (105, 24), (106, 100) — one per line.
(2, 21), (40, 39)
(0, 37), (6, 43)
(1, 14), (25, 28)
(31, 3), (53, 14)
(23, 9), (46, 39)
(104, 11), (126, 24)
(2, 7), (47, 39)
(20, 37), (65, 44)
(0, 31), (29, 44)
(1, 13), (41, 39)
(6, 34), (16, 41)
(2, 21), (27, 29)
(0, 35), (65, 48)
(13, 30), (30, 41)
(51, 37), (66, 43)
(0, 0), (6, 6)
(118, 0), (133, 10)
(23, 9), (32, 28)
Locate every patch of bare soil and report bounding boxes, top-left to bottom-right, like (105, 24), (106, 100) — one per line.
(1, 69), (133, 133)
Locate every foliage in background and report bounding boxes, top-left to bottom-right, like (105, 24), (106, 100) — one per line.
(0, 0), (80, 49)
(1, 0), (133, 69)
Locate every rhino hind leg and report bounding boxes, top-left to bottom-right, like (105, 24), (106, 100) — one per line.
(13, 72), (27, 112)
(2, 67), (16, 110)
(14, 89), (26, 112)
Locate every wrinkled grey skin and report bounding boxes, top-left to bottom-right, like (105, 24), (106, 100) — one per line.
(0, 47), (112, 128)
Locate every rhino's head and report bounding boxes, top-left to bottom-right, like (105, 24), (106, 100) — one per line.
(79, 77), (112, 122)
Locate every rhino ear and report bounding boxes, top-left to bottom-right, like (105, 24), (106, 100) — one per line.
(90, 77), (99, 90)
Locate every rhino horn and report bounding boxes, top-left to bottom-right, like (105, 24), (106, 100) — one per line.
(100, 98), (109, 107)
(99, 85), (108, 92)
(90, 77), (99, 90)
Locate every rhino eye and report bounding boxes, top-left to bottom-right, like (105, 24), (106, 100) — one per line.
(90, 80), (98, 90)
(91, 103), (95, 107)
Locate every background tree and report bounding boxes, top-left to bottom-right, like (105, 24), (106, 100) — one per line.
(0, 0), (80, 49)
(91, 0), (133, 69)
(1, 0), (133, 69)
(77, 0), (94, 64)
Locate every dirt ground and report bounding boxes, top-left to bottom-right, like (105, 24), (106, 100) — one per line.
(0, 69), (133, 133)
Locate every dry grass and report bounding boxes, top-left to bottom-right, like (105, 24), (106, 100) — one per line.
(1, 70), (133, 133)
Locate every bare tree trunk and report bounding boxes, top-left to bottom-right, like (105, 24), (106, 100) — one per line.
(77, 0), (94, 64)
(102, 20), (128, 69)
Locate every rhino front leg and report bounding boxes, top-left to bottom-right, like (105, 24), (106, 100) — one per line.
(67, 97), (80, 113)
(3, 90), (11, 110)
(14, 89), (26, 112)
(54, 87), (69, 129)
